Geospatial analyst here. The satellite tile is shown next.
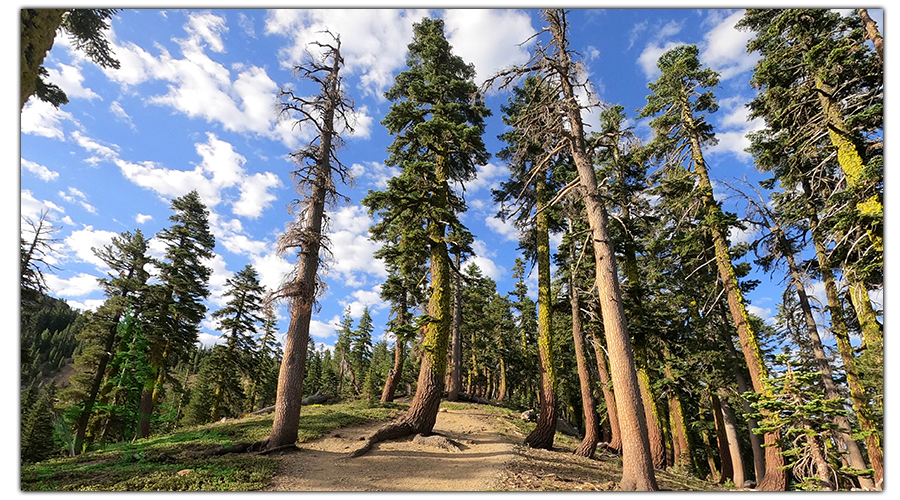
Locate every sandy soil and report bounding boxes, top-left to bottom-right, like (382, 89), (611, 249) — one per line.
(266, 407), (518, 491)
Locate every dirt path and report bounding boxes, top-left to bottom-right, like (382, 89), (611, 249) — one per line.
(266, 407), (518, 491)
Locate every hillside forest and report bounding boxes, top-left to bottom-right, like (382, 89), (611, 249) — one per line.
(20, 8), (883, 492)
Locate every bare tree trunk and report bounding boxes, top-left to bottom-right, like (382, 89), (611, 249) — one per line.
(711, 393), (734, 484)
(266, 37), (347, 450)
(591, 333), (622, 453)
(570, 282), (599, 457)
(543, 11), (656, 488)
(718, 390), (746, 488)
(664, 360), (691, 471)
(858, 9), (883, 64)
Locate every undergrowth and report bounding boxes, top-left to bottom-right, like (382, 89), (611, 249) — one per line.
(21, 400), (406, 491)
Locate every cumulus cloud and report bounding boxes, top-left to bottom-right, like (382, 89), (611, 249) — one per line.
(699, 10), (757, 81)
(63, 225), (119, 269)
(21, 99), (76, 140)
(22, 158), (59, 181)
(442, 9), (535, 86)
(485, 212), (522, 242)
(265, 9), (429, 99)
(638, 40), (687, 80)
(339, 285), (389, 319)
(21, 190), (66, 222)
(45, 272), (103, 297)
(44, 62), (101, 101)
(136, 213), (153, 224)
(707, 95), (766, 162)
(309, 315), (342, 340)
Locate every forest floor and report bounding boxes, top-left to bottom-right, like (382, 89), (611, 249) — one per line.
(266, 400), (723, 492)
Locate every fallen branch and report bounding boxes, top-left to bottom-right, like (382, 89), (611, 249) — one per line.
(456, 392), (491, 405)
(248, 392), (330, 416)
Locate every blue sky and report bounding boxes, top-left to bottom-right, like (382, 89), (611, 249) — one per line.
(16, 5), (885, 353)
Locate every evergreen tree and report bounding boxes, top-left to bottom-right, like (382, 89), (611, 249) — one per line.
(349, 307), (374, 389)
(66, 229), (151, 453)
(21, 385), (59, 463)
(353, 17), (489, 451)
(208, 265), (265, 420)
(21, 9), (120, 110)
(139, 190), (214, 439)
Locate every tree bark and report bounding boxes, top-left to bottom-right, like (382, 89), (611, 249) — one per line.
(689, 126), (786, 490)
(858, 9), (883, 64)
(20, 9), (66, 110)
(591, 334), (622, 453)
(718, 389), (746, 488)
(664, 359), (691, 471)
(803, 179), (883, 488)
(710, 393), (734, 484)
(570, 282), (599, 457)
(524, 175), (557, 450)
(544, 11), (656, 489)
(447, 251), (463, 401)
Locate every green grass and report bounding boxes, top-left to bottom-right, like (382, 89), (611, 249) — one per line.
(21, 400), (406, 491)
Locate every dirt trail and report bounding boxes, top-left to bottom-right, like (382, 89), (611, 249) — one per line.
(266, 407), (518, 491)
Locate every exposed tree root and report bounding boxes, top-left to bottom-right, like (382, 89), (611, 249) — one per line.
(347, 421), (415, 458)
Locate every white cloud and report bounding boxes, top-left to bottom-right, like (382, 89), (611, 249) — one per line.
(64, 299), (106, 312)
(354, 161), (398, 189)
(44, 62), (101, 101)
(638, 40), (687, 80)
(136, 213), (153, 224)
(442, 9), (535, 86)
(205, 252), (233, 308)
(747, 304), (774, 325)
(185, 11), (229, 53)
(339, 285), (388, 319)
(485, 213), (522, 242)
(707, 96), (766, 162)
(45, 272), (102, 297)
(21, 190), (66, 221)
(21, 98), (76, 140)
(63, 225), (119, 269)
(729, 224), (759, 245)
(460, 162), (509, 194)
(250, 250), (294, 295)
(110, 101), (137, 130)
(265, 9), (429, 99)
(22, 158), (59, 182)
(309, 314), (342, 340)
(699, 10), (757, 81)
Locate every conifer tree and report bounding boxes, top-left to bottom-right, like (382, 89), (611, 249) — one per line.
(485, 9), (657, 489)
(138, 190), (214, 439)
(353, 17), (489, 453)
(640, 44), (786, 491)
(493, 74), (566, 450)
(204, 265), (265, 421)
(21, 9), (120, 110)
(68, 229), (151, 453)
(349, 307), (374, 388)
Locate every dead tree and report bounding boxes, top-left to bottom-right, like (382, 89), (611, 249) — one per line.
(261, 31), (357, 451)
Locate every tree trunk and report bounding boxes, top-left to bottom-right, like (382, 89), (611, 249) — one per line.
(858, 9), (883, 64)
(73, 310), (125, 454)
(382, 293), (408, 403)
(546, 11), (655, 488)
(266, 50), (339, 448)
(664, 360), (691, 471)
(636, 352), (666, 469)
(448, 251), (463, 401)
(570, 282), (599, 457)
(804, 179), (883, 488)
(778, 229), (876, 489)
(524, 176), (557, 450)
(20, 9), (66, 110)
(717, 389), (746, 488)
(710, 393), (734, 484)
(591, 332), (622, 453)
